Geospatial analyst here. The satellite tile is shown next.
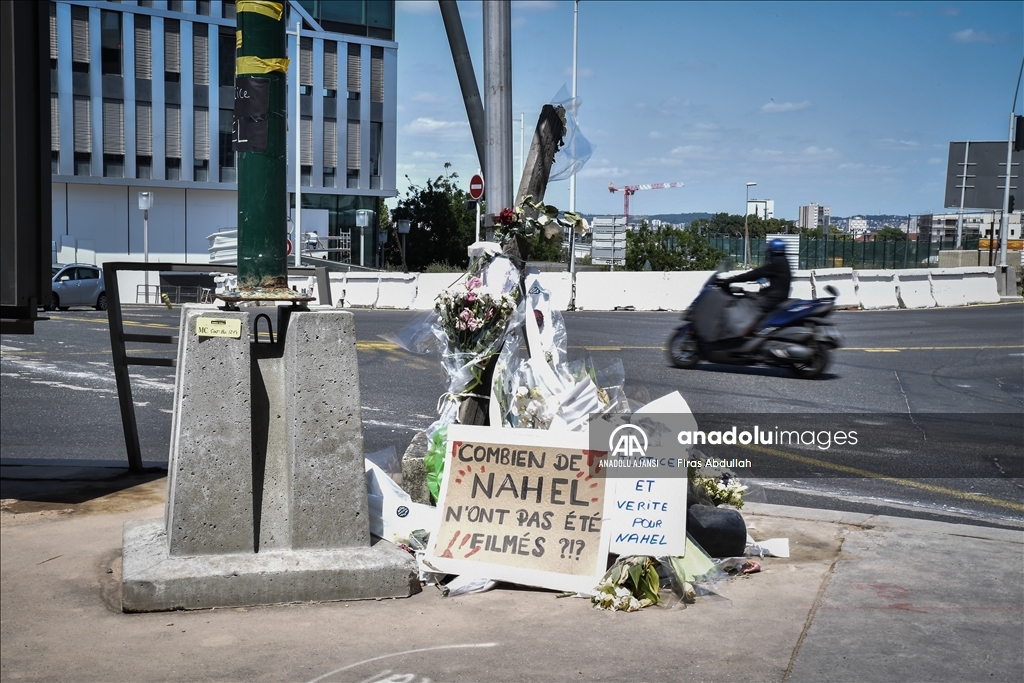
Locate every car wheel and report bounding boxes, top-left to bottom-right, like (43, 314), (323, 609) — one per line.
(44, 293), (58, 312)
(667, 327), (700, 369)
(791, 341), (830, 379)
(95, 292), (107, 311)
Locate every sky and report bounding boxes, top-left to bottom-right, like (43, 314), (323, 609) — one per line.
(393, 1), (1023, 220)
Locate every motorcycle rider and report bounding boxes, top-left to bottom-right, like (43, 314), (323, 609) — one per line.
(719, 238), (792, 313)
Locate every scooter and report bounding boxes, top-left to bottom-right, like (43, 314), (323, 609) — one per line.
(667, 262), (843, 379)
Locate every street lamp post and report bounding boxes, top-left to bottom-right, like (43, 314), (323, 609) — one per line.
(138, 192), (153, 303)
(744, 182), (756, 267)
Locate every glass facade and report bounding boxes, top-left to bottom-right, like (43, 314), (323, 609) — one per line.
(50, 0), (396, 266)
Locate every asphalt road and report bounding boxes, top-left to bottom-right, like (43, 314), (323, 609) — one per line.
(2, 303), (1021, 529)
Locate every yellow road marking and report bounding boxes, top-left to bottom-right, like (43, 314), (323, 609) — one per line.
(740, 443), (1024, 513)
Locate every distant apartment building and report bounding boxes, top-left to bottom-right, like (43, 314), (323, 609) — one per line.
(49, 0), (397, 267)
(919, 211), (1021, 241)
(746, 199), (774, 220)
(797, 203), (830, 230)
(845, 215), (868, 237)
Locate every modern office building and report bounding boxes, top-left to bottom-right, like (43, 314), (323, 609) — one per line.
(746, 199), (774, 220)
(49, 0), (397, 267)
(797, 203), (830, 230)
(845, 215), (868, 237)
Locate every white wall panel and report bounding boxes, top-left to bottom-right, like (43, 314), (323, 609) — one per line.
(66, 184), (130, 254)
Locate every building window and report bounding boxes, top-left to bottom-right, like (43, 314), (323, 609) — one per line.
(52, 151), (60, 175)
(102, 99), (125, 177)
(193, 25), (209, 86)
(168, 0), (183, 12)
(137, 156), (152, 179)
(347, 119), (360, 188)
(49, 4), (58, 69)
(135, 15), (152, 80)
(194, 106), (209, 180)
(166, 104), (181, 179)
(218, 108), (235, 182)
(197, 0), (211, 16)
(370, 46), (383, 103)
(300, 37), (313, 96)
(71, 6), (90, 73)
(323, 118), (337, 186)
(369, 120), (381, 187)
(347, 43), (360, 100)
(223, 1), (237, 20)
(73, 96), (91, 175)
(101, 11), (122, 76)
(218, 29), (235, 87)
(165, 20), (181, 83)
(136, 102), (153, 179)
(323, 42), (338, 96)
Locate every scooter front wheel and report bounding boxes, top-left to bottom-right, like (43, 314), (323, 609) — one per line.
(667, 328), (700, 369)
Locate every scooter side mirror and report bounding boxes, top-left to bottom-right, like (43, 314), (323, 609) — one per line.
(824, 285), (839, 298)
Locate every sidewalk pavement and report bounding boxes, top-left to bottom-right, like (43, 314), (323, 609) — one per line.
(1, 459), (1021, 683)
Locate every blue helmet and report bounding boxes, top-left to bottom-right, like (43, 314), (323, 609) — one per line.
(767, 238), (787, 255)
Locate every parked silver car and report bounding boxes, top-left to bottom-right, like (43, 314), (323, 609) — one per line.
(46, 264), (107, 311)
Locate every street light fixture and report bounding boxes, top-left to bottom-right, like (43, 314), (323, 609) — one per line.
(744, 182), (756, 267)
(138, 192), (153, 303)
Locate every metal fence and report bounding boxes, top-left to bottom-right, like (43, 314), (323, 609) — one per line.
(705, 235), (985, 270)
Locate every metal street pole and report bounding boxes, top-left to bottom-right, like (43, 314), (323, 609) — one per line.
(998, 56), (1024, 267)
(293, 20), (301, 267)
(568, 0), (578, 277)
(483, 0), (512, 234)
(143, 207), (149, 303)
(744, 182), (756, 267)
(233, 0), (290, 297)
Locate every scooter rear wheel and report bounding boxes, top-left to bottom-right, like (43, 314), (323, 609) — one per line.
(791, 341), (830, 379)
(668, 328), (699, 369)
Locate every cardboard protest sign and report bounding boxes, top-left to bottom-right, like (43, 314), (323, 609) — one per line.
(605, 391), (694, 557)
(426, 425), (613, 594)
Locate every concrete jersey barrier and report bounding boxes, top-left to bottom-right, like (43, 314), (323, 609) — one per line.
(853, 270), (899, 310)
(892, 270), (935, 309)
(930, 267), (1000, 307)
(811, 268), (857, 308)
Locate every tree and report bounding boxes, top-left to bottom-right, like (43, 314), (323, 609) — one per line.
(625, 224), (724, 271)
(388, 164), (476, 271)
(876, 226), (906, 241)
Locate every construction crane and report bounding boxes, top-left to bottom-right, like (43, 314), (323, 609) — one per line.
(608, 182), (684, 227)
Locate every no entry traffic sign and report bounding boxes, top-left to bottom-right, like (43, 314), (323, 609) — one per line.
(469, 174), (485, 200)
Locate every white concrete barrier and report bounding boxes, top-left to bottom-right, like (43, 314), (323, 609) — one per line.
(533, 271), (573, 310)
(574, 272), (671, 310)
(663, 271), (712, 310)
(930, 266), (1000, 306)
(411, 272), (466, 310)
(791, 270), (814, 300)
(812, 268), (857, 308)
(853, 270), (899, 310)
(375, 273), (418, 309)
(340, 273), (380, 308)
(892, 270), (935, 309)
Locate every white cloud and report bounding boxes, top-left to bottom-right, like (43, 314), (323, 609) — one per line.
(760, 101), (810, 113)
(803, 146), (836, 156)
(579, 165), (629, 179)
(751, 148), (784, 157)
(404, 117), (469, 137)
(839, 162), (866, 170)
(951, 28), (999, 43)
(874, 138), (921, 150)
(396, 0), (437, 15)
(669, 145), (717, 159)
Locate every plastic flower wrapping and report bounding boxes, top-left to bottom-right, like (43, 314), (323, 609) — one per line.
(689, 470), (747, 509)
(489, 280), (630, 431)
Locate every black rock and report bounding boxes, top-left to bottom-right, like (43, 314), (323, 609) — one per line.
(686, 504), (746, 558)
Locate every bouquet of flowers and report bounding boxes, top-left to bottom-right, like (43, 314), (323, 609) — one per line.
(689, 469), (747, 509)
(493, 196), (590, 249)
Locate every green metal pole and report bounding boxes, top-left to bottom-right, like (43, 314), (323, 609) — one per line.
(235, 1), (289, 295)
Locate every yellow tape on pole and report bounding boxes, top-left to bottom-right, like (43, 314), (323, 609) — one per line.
(236, 1), (284, 22)
(235, 30), (242, 49)
(236, 56), (291, 75)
